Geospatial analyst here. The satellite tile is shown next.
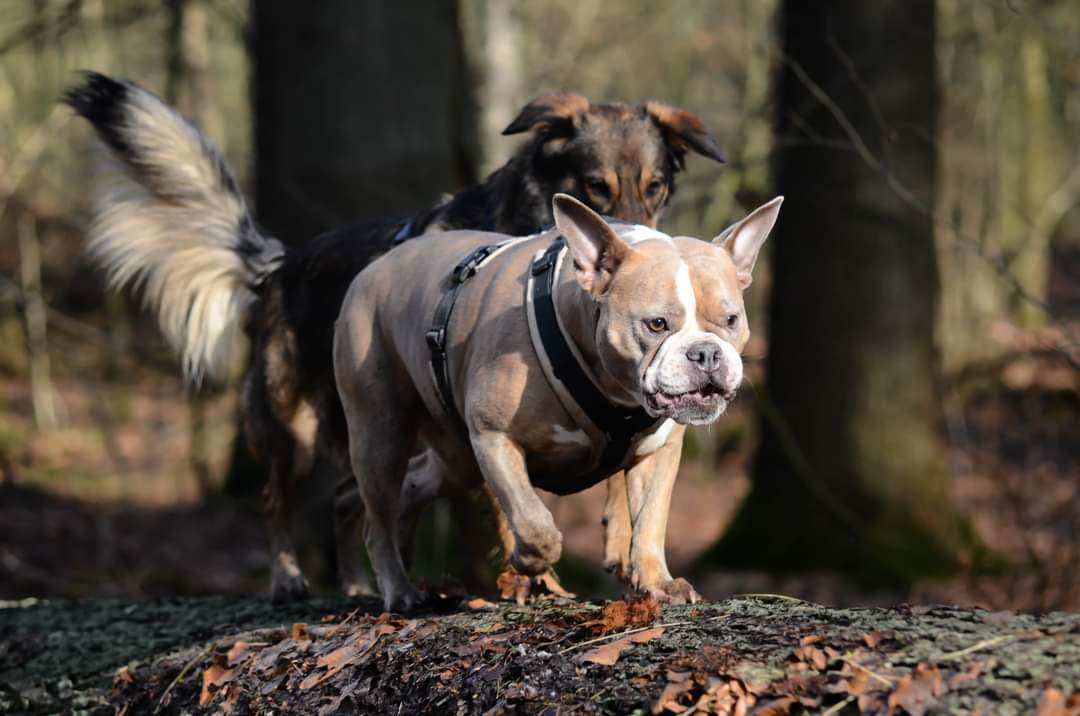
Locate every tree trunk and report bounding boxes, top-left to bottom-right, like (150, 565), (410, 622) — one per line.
(251, 1), (477, 243)
(224, 1), (478, 496)
(707, 0), (976, 582)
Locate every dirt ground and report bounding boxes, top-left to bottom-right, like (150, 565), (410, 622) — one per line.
(3, 591), (1079, 714)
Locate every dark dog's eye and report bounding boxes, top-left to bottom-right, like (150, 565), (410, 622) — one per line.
(645, 180), (664, 198)
(726, 314), (739, 328)
(586, 179), (610, 198)
(645, 317), (669, 333)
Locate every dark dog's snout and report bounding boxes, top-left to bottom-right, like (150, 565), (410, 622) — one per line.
(686, 341), (723, 373)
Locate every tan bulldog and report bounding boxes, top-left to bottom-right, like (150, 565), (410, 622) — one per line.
(333, 193), (782, 611)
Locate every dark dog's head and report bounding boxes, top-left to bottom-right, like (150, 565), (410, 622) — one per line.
(501, 93), (724, 231)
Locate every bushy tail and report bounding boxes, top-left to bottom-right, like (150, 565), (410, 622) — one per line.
(64, 71), (285, 385)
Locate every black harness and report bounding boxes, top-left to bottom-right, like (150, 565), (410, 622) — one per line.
(427, 237), (665, 496)
(427, 241), (519, 420)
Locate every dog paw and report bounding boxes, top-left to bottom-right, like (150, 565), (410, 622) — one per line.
(271, 573), (310, 605)
(341, 578), (376, 598)
(496, 567), (576, 605)
(382, 584), (427, 614)
(642, 577), (701, 605)
(510, 521), (562, 576)
(602, 554), (631, 581)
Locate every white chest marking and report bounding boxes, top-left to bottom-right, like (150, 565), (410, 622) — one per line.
(551, 425), (591, 448)
(635, 418), (675, 456)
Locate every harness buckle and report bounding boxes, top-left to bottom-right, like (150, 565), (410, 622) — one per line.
(426, 328), (446, 351)
(531, 249), (558, 276)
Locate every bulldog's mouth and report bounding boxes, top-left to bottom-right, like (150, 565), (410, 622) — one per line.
(645, 383), (735, 413)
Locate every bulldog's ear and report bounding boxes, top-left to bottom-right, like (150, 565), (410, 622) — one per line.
(553, 193), (631, 296)
(645, 101), (725, 167)
(713, 196), (783, 289)
(503, 93), (590, 135)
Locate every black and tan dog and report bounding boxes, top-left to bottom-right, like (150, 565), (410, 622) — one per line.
(65, 72), (725, 603)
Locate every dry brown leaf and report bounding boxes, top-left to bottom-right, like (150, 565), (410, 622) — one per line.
(887, 663), (945, 716)
(199, 655), (235, 707)
(948, 659), (991, 689)
(301, 622), (397, 689)
(467, 597), (494, 609)
(225, 640), (252, 667)
(653, 679), (694, 713)
(793, 645), (828, 672)
(580, 626), (665, 666)
(748, 696), (797, 716)
(291, 623), (310, 640)
(863, 631), (884, 648)
(799, 634), (826, 646)
(1037, 689), (1080, 716)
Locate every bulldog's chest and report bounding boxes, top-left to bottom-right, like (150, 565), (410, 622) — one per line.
(524, 418), (677, 490)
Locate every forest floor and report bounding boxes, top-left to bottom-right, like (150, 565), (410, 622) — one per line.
(4, 591), (1080, 714)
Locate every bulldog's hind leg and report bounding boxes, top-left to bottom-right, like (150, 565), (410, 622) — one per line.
(334, 317), (424, 611)
(397, 448), (446, 569)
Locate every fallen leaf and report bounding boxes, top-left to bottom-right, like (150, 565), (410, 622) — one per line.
(580, 627), (664, 665)
(799, 634), (826, 646)
(887, 663), (946, 716)
(292, 623), (310, 640)
(226, 640), (252, 667)
(948, 660), (990, 689)
(467, 597), (494, 610)
(748, 696), (796, 715)
(199, 655), (235, 707)
(792, 645), (828, 672)
(863, 632), (883, 648)
(301, 622), (397, 689)
(653, 673), (695, 714)
(1037, 689), (1080, 716)
(114, 667), (135, 688)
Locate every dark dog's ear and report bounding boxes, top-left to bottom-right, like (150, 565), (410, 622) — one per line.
(503, 93), (591, 135)
(645, 101), (725, 166)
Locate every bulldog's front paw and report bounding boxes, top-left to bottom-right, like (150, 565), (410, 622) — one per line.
(642, 577), (701, 605)
(510, 521), (563, 576)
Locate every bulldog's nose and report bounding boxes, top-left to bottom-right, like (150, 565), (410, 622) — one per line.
(686, 341), (723, 373)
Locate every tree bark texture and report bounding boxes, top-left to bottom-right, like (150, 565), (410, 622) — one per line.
(709, 0), (975, 581)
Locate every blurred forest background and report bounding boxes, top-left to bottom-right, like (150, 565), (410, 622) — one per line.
(1, 0), (1078, 612)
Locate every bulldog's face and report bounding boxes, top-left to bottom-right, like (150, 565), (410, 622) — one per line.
(552, 194), (782, 426)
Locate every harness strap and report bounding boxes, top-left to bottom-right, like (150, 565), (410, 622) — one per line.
(528, 239), (664, 495)
(428, 239), (523, 421)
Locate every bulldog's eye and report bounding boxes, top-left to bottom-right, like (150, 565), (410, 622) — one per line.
(726, 313), (739, 328)
(645, 180), (664, 198)
(645, 317), (669, 333)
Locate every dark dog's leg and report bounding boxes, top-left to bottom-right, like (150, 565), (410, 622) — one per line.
(333, 471), (374, 596)
(246, 344), (315, 604)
